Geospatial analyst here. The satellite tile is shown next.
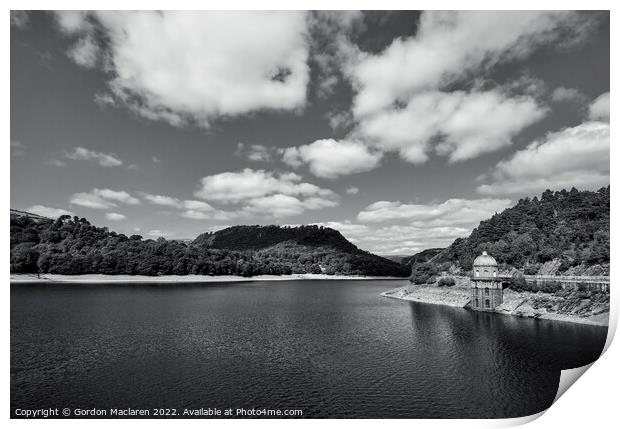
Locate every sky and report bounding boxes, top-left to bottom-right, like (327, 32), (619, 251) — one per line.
(10, 11), (610, 255)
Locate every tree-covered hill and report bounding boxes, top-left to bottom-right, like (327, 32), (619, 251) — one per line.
(194, 224), (359, 253)
(10, 214), (409, 277)
(193, 225), (409, 276)
(430, 186), (610, 275)
(401, 248), (443, 267)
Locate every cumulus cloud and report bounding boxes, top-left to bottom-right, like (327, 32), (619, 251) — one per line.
(105, 212), (126, 221)
(67, 35), (100, 68)
(358, 198), (511, 227)
(477, 121), (609, 196)
(347, 11), (595, 117)
(142, 193), (220, 219)
(65, 147), (123, 167)
(192, 168), (339, 218)
(312, 221), (481, 255)
(26, 205), (73, 219)
(54, 11), (310, 127)
(307, 11), (365, 99)
(147, 230), (172, 238)
(195, 168), (335, 203)
(551, 87), (587, 104)
(70, 188), (140, 209)
(235, 143), (273, 162)
(281, 139), (382, 178)
(588, 92), (610, 122)
(355, 89), (545, 163)
(317, 11), (599, 166)
(142, 193), (182, 208)
(313, 196), (512, 254)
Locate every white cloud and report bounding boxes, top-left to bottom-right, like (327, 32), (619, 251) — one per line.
(311, 221), (477, 256)
(26, 205), (73, 219)
(65, 147), (123, 167)
(143, 194), (216, 213)
(70, 188), (140, 209)
(143, 193), (181, 208)
(358, 198), (511, 226)
(588, 92), (610, 122)
(312, 196), (513, 254)
(55, 11), (310, 127)
(195, 168), (335, 203)
(192, 168), (338, 218)
(147, 230), (172, 239)
(551, 87), (587, 104)
(347, 11), (593, 117)
(183, 200), (214, 211)
(105, 212), (126, 221)
(142, 193), (238, 220)
(319, 11), (597, 166)
(67, 35), (99, 68)
(354, 89), (545, 163)
(477, 121), (610, 195)
(245, 194), (338, 218)
(281, 139), (382, 178)
(346, 186), (359, 195)
(235, 143), (272, 162)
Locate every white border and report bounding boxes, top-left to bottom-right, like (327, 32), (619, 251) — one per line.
(4, 2), (617, 428)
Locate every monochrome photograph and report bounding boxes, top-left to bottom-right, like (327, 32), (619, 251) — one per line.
(9, 8), (611, 420)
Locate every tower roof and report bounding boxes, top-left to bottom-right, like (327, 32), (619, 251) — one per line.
(473, 251), (497, 267)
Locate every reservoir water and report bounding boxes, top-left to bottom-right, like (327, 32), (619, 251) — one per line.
(11, 280), (607, 418)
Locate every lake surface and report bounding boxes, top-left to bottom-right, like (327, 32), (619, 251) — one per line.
(11, 280), (607, 418)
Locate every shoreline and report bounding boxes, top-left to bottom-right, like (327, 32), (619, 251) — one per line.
(10, 273), (408, 284)
(382, 284), (609, 327)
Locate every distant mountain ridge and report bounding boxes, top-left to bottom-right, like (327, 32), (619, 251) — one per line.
(401, 248), (443, 267)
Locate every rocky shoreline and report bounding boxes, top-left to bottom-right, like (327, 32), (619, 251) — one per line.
(382, 284), (609, 327)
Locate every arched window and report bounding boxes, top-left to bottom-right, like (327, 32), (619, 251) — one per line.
(475, 270), (479, 277)
(493, 271), (497, 277)
(485, 299), (490, 309)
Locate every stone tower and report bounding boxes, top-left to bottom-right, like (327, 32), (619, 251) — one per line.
(470, 251), (503, 311)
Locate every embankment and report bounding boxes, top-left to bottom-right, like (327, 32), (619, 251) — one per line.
(382, 283), (609, 327)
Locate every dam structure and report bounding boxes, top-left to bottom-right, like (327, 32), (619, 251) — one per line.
(470, 251), (503, 311)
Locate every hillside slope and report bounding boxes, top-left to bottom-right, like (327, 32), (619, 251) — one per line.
(194, 225), (409, 276)
(431, 187), (610, 275)
(402, 248), (443, 267)
(10, 214), (408, 277)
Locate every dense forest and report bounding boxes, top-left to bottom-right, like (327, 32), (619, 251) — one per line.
(429, 187), (610, 275)
(10, 213), (409, 277)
